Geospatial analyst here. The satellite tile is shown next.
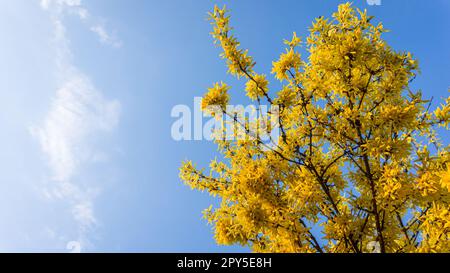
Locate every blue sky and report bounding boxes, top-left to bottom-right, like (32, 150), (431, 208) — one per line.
(0, 0), (448, 252)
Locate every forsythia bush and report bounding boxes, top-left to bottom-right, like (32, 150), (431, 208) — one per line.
(180, 3), (450, 253)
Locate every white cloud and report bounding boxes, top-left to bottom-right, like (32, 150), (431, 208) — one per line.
(32, 74), (120, 183)
(33, 0), (121, 250)
(72, 200), (97, 231)
(90, 24), (122, 48)
(40, 0), (87, 19)
(40, 0), (122, 48)
(40, 0), (82, 9)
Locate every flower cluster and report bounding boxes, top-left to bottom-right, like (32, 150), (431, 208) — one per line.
(201, 82), (230, 114)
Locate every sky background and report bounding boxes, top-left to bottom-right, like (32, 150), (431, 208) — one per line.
(0, 0), (448, 252)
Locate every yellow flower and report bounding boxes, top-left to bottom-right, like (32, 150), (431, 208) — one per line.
(284, 32), (302, 48)
(440, 165), (450, 192)
(201, 82), (230, 113)
(245, 74), (269, 100)
(271, 49), (301, 80)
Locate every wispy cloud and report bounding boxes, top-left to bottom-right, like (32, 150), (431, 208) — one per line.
(32, 0), (121, 251)
(90, 24), (123, 48)
(40, 0), (122, 48)
(33, 75), (120, 183)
